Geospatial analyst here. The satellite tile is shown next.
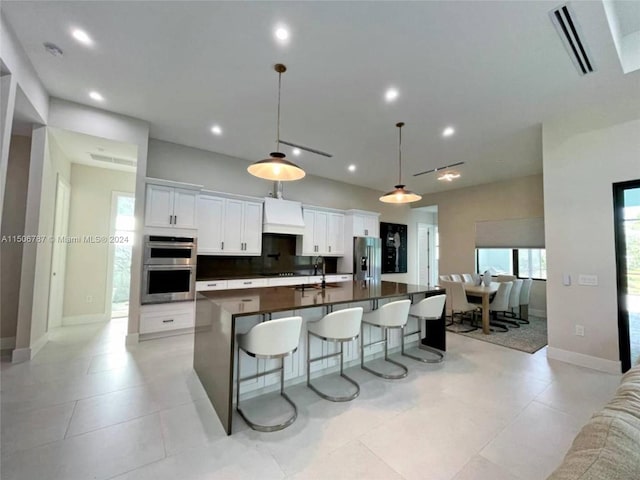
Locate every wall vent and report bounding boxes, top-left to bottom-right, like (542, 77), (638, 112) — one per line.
(89, 153), (136, 168)
(550, 4), (596, 76)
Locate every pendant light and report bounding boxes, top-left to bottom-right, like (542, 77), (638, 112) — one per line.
(247, 64), (305, 181)
(379, 122), (422, 204)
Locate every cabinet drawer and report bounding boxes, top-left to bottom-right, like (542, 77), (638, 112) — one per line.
(226, 278), (268, 290)
(326, 274), (352, 283)
(196, 280), (228, 291)
(140, 310), (193, 334)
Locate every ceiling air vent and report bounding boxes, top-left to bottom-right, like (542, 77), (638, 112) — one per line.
(89, 153), (136, 168)
(550, 4), (596, 76)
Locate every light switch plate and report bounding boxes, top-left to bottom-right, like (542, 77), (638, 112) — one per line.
(578, 274), (598, 286)
(562, 273), (571, 286)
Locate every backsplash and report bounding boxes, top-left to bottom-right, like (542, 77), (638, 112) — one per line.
(197, 233), (337, 279)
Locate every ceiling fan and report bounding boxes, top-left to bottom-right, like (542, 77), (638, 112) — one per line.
(413, 161), (465, 177)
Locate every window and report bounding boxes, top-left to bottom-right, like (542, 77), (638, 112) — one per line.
(475, 248), (546, 280)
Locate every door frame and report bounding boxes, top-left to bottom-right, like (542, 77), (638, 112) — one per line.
(613, 178), (640, 373)
(47, 174), (71, 330)
(105, 191), (135, 320)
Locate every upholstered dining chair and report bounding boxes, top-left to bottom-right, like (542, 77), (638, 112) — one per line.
(496, 274), (516, 282)
(439, 275), (451, 283)
(487, 281), (512, 332)
(519, 278), (533, 323)
(462, 274), (473, 282)
(499, 279), (522, 328)
(449, 274), (463, 282)
(441, 280), (478, 333)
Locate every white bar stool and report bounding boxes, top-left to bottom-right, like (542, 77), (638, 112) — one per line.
(236, 316), (302, 432)
(361, 299), (411, 379)
(402, 294), (447, 363)
(306, 307), (364, 402)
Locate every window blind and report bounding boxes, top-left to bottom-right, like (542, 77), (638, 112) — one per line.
(475, 217), (545, 248)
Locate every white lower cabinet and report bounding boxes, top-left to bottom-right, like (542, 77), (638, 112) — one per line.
(139, 301), (195, 335)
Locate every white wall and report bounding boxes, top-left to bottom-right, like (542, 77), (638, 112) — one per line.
(146, 138), (432, 285)
(1, 134), (30, 347)
(543, 110), (640, 373)
(64, 164), (135, 321)
(413, 174), (547, 314)
(46, 99), (149, 342)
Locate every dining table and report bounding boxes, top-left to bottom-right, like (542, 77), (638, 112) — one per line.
(463, 282), (500, 334)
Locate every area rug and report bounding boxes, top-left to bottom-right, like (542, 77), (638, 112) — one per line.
(455, 315), (548, 354)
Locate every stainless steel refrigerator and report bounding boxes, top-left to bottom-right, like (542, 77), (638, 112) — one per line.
(353, 237), (381, 282)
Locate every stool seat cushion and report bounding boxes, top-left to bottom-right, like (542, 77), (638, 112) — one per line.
(409, 294), (446, 320)
(238, 316), (302, 357)
(362, 299), (411, 327)
(307, 307), (363, 340)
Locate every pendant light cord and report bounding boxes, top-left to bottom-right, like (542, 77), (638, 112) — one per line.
(398, 123), (403, 185)
(276, 71), (282, 152)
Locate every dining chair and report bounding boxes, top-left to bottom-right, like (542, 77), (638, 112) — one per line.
(449, 274), (463, 282)
(439, 275), (451, 283)
(462, 274), (473, 282)
(499, 279), (522, 328)
(519, 278), (533, 324)
(487, 282), (512, 332)
(496, 274), (516, 282)
(441, 280), (478, 333)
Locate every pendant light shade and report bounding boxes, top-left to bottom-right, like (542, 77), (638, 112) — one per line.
(379, 122), (422, 204)
(248, 64), (305, 182)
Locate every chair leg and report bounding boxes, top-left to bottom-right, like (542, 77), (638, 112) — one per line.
(361, 325), (408, 379)
(401, 317), (444, 363)
(236, 354), (298, 432)
(307, 336), (360, 402)
(446, 310), (478, 333)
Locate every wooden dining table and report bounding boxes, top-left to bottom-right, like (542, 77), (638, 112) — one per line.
(463, 282), (500, 334)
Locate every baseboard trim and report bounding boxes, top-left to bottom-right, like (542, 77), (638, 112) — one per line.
(139, 327), (194, 342)
(62, 314), (108, 326)
(0, 336), (16, 350)
(125, 333), (139, 345)
(11, 332), (50, 363)
(529, 308), (546, 317)
(547, 347), (621, 374)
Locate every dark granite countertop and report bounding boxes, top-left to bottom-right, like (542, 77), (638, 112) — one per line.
(196, 281), (442, 316)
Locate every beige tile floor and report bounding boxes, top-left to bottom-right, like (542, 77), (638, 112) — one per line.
(0, 319), (622, 480)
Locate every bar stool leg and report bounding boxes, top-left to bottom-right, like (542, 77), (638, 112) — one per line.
(401, 317), (444, 363)
(307, 335), (360, 402)
(361, 324), (408, 380)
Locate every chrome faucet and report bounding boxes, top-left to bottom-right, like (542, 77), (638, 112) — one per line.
(313, 255), (326, 289)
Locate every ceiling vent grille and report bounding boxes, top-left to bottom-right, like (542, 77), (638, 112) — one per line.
(550, 4), (595, 76)
(89, 153), (136, 167)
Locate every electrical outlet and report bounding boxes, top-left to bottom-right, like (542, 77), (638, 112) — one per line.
(575, 324), (585, 336)
(578, 274), (598, 286)
(86, 295), (93, 303)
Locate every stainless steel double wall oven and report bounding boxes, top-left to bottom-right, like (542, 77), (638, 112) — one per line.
(142, 235), (197, 304)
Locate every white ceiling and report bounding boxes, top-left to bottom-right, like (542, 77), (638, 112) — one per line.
(49, 127), (138, 173)
(2, 1), (639, 194)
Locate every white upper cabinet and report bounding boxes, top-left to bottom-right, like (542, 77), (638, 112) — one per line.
(198, 194), (263, 256)
(352, 212), (379, 238)
(145, 184), (198, 229)
(327, 213), (345, 255)
(197, 196), (225, 254)
(297, 208), (344, 256)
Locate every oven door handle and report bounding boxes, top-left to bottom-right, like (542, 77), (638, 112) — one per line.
(145, 242), (196, 249)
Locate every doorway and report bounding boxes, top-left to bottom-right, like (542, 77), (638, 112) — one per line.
(613, 179), (640, 372)
(107, 192), (135, 319)
(47, 174), (71, 329)
(417, 223), (438, 287)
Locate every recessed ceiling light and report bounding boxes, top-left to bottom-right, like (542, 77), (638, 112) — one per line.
(385, 88), (399, 102)
(292, 148), (301, 156)
(348, 165), (356, 172)
(210, 125), (222, 135)
(89, 91), (104, 102)
(72, 28), (93, 46)
(275, 26), (290, 42)
(442, 126), (455, 137)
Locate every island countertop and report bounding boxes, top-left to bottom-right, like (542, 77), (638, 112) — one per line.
(194, 280), (446, 435)
(196, 280), (443, 316)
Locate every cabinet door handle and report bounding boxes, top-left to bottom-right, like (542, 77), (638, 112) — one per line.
(174, 215), (177, 225)
(365, 229), (368, 236)
(162, 319), (174, 323)
(243, 281), (252, 285)
(221, 242), (224, 250)
(328, 245), (331, 252)
(169, 215), (173, 225)
(207, 283), (217, 287)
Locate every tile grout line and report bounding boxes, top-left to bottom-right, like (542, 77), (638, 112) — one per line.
(63, 400), (79, 439)
(357, 438), (409, 480)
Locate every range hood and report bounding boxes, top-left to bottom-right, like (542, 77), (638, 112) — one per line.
(263, 197), (305, 235)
